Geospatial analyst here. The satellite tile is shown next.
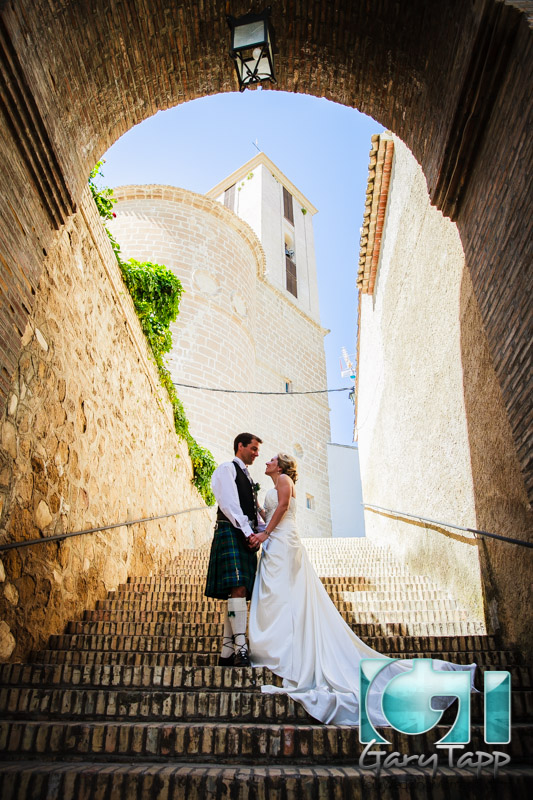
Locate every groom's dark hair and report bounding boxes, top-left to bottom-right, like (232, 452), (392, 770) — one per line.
(234, 432), (263, 453)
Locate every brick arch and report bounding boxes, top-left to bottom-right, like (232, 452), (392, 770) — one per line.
(0, 0), (531, 497)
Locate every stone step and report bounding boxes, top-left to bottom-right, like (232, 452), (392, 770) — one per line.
(175, 549), (399, 555)
(46, 632), (501, 654)
(164, 568), (421, 579)
(170, 548), (399, 561)
(323, 594), (459, 610)
(123, 581), (452, 599)
(0, 664), (280, 690)
(2, 537), (527, 800)
(83, 607), (484, 633)
(0, 720), (529, 765)
(3, 662), (531, 692)
(65, 619), (487, 639)
(0, 688), (310, 724)
(90, 604), (485, 634)
(97, 597), (461, 615)
(2, 761), (532, 800)
(98, 597), (474, 618)
(174, 540), (386, 549)
(167, 556), (414, 564)
(169, 556), (407, 567)
(136, 575), (437, 588)
(134, 572), (436, 583)
(85, 601), (468, 635)
(172, 548), (398, 554)
(169, 560), (405, 569)
(145, 558), (421, 569)
(0, 685), (530, 725)
(169, 560), (413, 567)
(293, 545), (400, 552)
(131, 589), (459, 603)
(324, 582), (445, 593)
(31, 648), (520, 668)
(117, 589), (463, 612)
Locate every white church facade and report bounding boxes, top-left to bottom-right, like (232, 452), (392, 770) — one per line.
(109, 153), (332, 537)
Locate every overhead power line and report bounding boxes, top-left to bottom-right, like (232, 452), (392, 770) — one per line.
(172, 382), (351, 396)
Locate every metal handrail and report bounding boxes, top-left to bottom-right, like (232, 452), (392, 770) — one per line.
(2, 501), (529, 552)
(0, 506), (209, 553)
(363, 502), (533, 549)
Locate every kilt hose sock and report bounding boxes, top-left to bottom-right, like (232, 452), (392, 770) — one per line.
(227, 596), (248, 654)
(221, 606), (234, 659)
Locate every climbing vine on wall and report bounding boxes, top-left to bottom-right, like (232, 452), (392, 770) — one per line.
(89, 162), (216, 505)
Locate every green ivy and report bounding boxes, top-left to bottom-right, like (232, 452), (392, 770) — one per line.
(120, 258), (182, 357)
(89, 162), (216, 505)
(89, 162), (117, 221)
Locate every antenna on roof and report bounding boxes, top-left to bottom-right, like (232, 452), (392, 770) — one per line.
(252, 138), (261, 153)
(340, 347), (356, 380)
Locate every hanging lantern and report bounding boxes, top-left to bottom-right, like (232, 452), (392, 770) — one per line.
(227, 7), (276, 92)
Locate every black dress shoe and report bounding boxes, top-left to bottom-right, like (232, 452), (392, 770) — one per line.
(218, 653), (235, 666)
(233, 649), (251, 667)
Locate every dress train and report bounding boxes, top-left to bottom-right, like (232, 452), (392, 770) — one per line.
(249, 488), (477, 727)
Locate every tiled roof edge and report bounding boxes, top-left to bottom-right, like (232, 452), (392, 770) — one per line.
(356, 133), (394, 295)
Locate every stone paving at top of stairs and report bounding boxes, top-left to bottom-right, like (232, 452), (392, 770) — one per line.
(0, 537), (531, 799)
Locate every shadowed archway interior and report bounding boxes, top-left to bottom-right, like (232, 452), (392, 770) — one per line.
(1, 0), (530, 502)
(0, 1), (531, 663)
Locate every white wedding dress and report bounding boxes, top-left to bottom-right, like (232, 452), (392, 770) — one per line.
(249, 488), (477, 727)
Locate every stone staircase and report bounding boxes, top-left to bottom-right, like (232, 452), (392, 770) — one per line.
(0, 537), (531, 798)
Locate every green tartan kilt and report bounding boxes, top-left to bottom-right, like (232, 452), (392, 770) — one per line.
(204, 520), (258, 600)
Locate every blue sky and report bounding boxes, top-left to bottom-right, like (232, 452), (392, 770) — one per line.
(98, 89), (383, 444)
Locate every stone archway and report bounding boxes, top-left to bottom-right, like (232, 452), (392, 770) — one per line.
(0, 1), (531, 661)
(1, 0), (531, 502)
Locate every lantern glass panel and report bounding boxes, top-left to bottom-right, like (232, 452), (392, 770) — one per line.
(233, 20), (267, 50)
(238, 54), (272, 84)
(253, 55), (272, 80)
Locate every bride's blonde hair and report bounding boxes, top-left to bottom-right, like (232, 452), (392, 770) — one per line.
(277, 452), (298, 483)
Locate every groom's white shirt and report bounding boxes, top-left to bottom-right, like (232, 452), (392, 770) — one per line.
(212, 456), (256, 538)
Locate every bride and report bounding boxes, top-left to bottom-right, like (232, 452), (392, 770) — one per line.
(247, 453), (477, 727)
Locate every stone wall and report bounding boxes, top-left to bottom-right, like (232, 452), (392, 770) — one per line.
(108, 186), (261, 469)
(357, 136), (533, 655)
(0, 186), (213, 663)
(109, 187), (332, 537)
(254, 280), (332, 537)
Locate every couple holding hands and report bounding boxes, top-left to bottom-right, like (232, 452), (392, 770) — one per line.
(205, 432), (477, 727)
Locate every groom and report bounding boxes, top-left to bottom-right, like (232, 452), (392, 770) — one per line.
(205, 432), (264, 667)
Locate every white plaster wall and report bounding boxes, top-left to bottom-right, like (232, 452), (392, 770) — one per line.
(261, 165), (320, 321)
(234, 167), (263, 244)
(219, 164), (321, 324)
(327, 443), (365, 537)
(290, 189), (314, 318)
(261, 166), (285, 290)
(356, 136), (485, 619)
(303, 213), (321, 323)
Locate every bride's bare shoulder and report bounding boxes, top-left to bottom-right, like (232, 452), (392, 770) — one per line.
(277, 472), (296, 497)
(278, 473), (293, 486)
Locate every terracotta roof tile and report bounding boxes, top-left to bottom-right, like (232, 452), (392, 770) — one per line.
(356, 133), (394, 295)
(353, 133), (394, 440)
